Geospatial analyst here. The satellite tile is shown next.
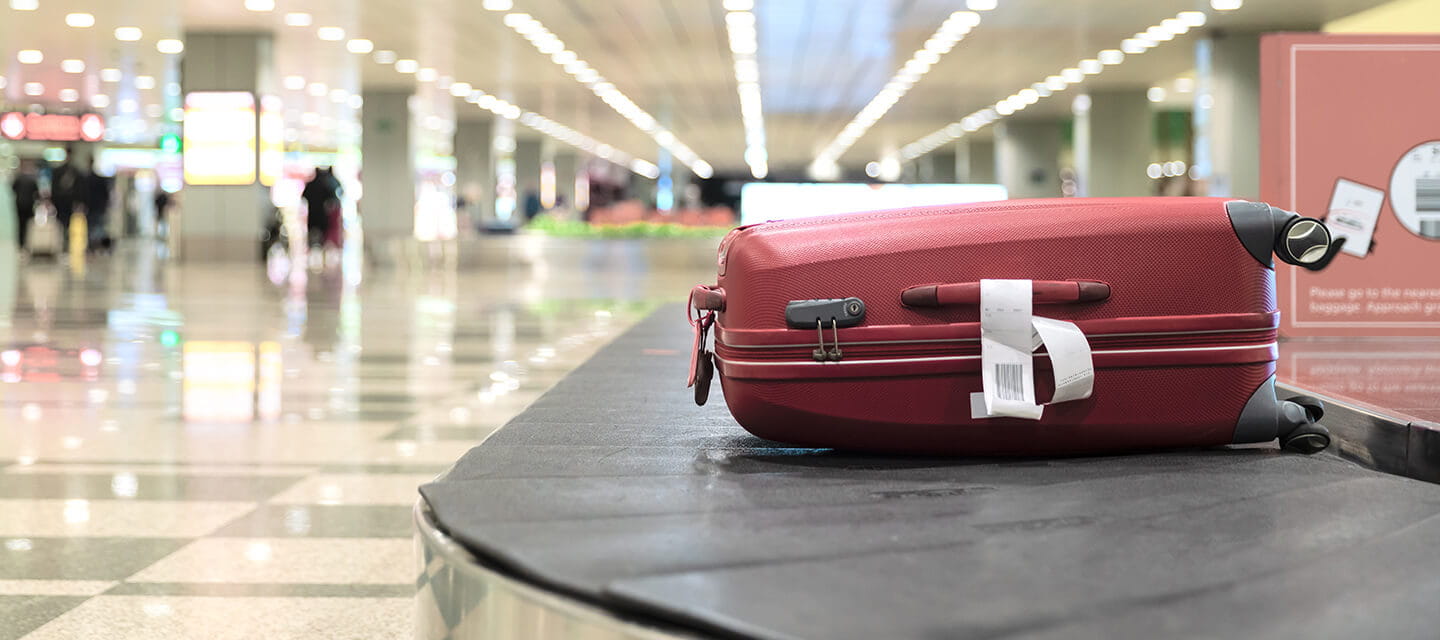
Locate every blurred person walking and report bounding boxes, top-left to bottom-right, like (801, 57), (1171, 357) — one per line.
(85, 164), (114, 254)
(10, 160), (40, 253)
(302, 167), (342, 250)
(49, 152), (86, 252)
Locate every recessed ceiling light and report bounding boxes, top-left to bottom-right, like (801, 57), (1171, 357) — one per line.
(482, 0), (512, 9)
(1121, 39), (1147, 54)
(114, 27), (143, 41)
(1178, 11), (1207, 27)
(9, 0), (38, 10)
(416, 68), (438, 82)
(1211, 0), (1242, 10)
(100, 68), (121, 82)
(59, 89), (79, 102)
(966, 0), (997, 10)
(1098, 49), (1124, 65)
(135, 75), (156, 90)
(65, 13), (95, 28)
(17, 50), (43, 64)
(1078, 59), (1103, 74)
(283, 75), (305, 90)
(448, 82), (472, 97)
(24, 82), (44, 96)
(245, 0), (275, 11)
(346, 39), (373, 54)
(90, 94), (110, 108)
(1148, 86), (1167, 102)
(61, 59), (85, 73)
(284, 12), (312, 26)
(308, 82), (327, 97)
(317, 27), (345, 41)
(373, 50), (397, 64)
(1061, 67), (1083, 83)
(395, 59), (418, 73)
(723, 0), (753, 9)
(157, 39), (184, 54)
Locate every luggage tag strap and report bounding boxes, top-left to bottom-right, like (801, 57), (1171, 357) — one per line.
(687, 291), (718, 404)
(969, 279), (1095, 421)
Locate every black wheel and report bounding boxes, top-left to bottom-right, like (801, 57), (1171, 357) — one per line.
(1280, 422), (1331, 454)
(1286, 395), (1325, 423)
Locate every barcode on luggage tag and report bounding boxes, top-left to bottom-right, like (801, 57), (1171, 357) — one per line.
(994, 363), (1025, 401)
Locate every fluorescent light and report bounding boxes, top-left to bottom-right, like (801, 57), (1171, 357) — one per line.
(1160, 18), (1188, 35)
(1045, 75), (1067, 91)
(284, 12), (312, 26)
(1178, 11), (1207, 27)
(59, 89), (79, 102)
(65, 13), (95, 28)
(416, 68), (438, 82)
(1147, 86), (1167, 102)
(395, 59), (418, 73)
(100, 68), (121, 82)
(723, 0), (753, 9)
(9, 0), (37, 9)
(115, 27), (142, 41)
(482, 0), (512, 9)
(244, 0), (275, 11)
(966, 0), (997, 10)
(1061, 67), (1083, 83)
(373, 50), (397, 64)
(17, 50), (42, 64)
(1078, 59), (1103, 74)
(90, 94), (110, 108)
(61, 59), (84, 73)
(135, 75), (155, 89)
(24, 82), (43, 96)
(1211, 0), (1242, 10)
(1174, 77), (1195, 93)
(1146, 26), (1174, 42)
(1121, 39), (1147, 54)
(317, 27), (345, 41)
(157, 39), (184, 54)
(283, 76), (305, 90)
(1098, 49), (1124, 65)
(449, 82), (472, 97)
(346, 39), (374, 53)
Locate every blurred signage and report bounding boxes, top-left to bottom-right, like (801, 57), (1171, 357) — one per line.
(1262, 34), (1440, 336)
(258, 95), (283, 187)
(0, 112), (105, 142)
(183, 92), (257, 185)
(739, 182), (1008, 225)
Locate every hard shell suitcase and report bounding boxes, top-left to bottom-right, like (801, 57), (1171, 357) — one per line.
(688, 198), (1339, 456)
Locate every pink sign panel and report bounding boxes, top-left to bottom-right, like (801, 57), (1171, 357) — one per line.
(1261, 34), (1440, 337)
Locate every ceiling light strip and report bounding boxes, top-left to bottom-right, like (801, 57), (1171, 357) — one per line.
(496, 10), (713, 178)
(811, 8), (987, 173)
(724, 1), (767, 179)
(894, 9), (1209, 163)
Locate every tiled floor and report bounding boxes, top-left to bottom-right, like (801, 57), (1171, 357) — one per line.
(0, 239), (713, 639)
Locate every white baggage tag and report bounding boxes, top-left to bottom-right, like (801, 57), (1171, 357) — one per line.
(972, 280), (1096, 420)
(979, 279), (1043, 420)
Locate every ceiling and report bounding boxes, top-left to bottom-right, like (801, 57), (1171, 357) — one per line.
(0, 0), (1399, 176)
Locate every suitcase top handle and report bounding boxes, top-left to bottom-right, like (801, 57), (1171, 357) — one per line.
(901, 280), (1111, 308)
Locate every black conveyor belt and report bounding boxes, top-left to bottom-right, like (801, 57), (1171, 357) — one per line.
(420, 307), (1440, 640)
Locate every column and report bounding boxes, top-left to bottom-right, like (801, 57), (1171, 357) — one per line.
(178, 32), (275, 261)
(995, 120), (1063, 199)
(358, 90), (415, 240)
(1194, 32), (1260, 199)
(930, 149), (958, 183)
(1077, 90), (1153, 197)
(552, 152), (579, 212)
(956, 138), (996, 184)
(513, 137), (542, 220)
(453, 118), (493, 227)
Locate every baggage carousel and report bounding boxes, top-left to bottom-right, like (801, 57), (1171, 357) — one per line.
(415, 307), (1440, 640)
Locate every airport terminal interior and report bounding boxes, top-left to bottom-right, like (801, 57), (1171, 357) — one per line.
(2, 0), (1440, 638)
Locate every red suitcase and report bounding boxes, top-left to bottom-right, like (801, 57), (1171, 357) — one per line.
(688, 198), (1338, 456)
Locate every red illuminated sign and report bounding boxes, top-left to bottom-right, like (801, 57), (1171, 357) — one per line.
(0, 112), (105, 142)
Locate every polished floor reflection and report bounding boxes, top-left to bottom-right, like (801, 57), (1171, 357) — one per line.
(0, 239), (714, 639)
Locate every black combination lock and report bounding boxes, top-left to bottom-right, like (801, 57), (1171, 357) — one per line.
(785, 298), (866, 329)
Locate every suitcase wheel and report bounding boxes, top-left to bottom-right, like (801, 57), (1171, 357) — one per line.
(1280, 422), (1331, 455)
(1279, 395), (1331, 455)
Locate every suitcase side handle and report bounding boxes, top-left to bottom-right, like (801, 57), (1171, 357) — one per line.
(690, 285), (726, 312)
(901, 280), (1110, 307)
